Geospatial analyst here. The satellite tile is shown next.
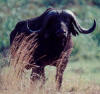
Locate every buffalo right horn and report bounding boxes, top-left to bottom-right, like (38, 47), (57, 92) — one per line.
(64, 10), (96, 34)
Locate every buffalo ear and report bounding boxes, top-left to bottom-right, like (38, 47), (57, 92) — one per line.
(69, 23), (79, 36)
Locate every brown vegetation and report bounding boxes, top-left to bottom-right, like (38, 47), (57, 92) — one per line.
(0, 65), (100, 94)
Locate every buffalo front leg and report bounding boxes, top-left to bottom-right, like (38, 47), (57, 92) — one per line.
(55, 48), (72, 91)
(30, 66), (45, 88)
(55, 59), (68, 91)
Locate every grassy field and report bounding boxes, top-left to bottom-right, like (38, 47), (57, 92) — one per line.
(0, 0), (100, 94)
(0, 55), (100, 94)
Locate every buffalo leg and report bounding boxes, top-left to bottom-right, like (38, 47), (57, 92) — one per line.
(30, 66), (45, 87)
(55, 48), (72, 90)
(56, 59), (68, 91)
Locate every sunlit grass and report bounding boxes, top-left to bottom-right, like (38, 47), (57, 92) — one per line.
(0, 58), (100, 94)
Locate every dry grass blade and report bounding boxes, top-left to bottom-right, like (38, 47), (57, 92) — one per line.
(10, 32), (39, 79)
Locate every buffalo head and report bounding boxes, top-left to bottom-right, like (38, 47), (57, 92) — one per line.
(27, 8), (96, 38)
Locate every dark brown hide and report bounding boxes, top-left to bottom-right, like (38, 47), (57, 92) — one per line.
(10, 8), (96, 91)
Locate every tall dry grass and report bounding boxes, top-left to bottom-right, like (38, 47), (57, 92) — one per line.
(0, 32), (100, 94)
(10, 32), (39, 70)
(0, 65), (100, 94)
